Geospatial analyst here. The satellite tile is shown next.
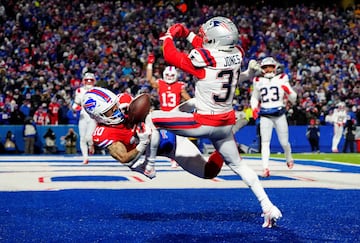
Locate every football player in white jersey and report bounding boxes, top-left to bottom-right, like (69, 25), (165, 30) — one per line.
(151, 16), (282, 228)
(72, 72), (97, 164)
(330, 102), (348, 152)
(250, 57), (297, 177)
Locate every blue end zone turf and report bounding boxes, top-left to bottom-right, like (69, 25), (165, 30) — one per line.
(0, 188), (359, 242)
(0, 156), (359, 242)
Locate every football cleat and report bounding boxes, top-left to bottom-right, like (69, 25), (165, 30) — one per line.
(82, 159), (89, 165)
(262, 168), (270, 178)
(170, 159), (178, 168)
(129, 157), (156, 179)
(144, 164), (156, 179)
(262, 205), (282, 228)
(286, 160), (294, 169)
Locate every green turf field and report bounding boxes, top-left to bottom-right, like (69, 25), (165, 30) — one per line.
(244, 153), (360, 165)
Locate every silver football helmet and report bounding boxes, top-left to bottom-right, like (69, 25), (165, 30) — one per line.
(260, 57), (278, 78)
(82, 72), (96, 90)
(83, 87), (125, 125)
(163, 66), (178, 84)
(199, 16), (239, 51)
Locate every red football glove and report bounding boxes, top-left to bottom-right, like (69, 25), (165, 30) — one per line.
(281, 85), (291, 95)
(147, 53), (155, 64)
(252, 108), (259, 120)
(168, 23), (190, 38)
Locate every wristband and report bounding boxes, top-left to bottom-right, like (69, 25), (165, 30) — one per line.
(147, 63), (153, 70)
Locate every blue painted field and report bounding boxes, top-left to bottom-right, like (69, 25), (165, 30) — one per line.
(0, 155), (359, 242)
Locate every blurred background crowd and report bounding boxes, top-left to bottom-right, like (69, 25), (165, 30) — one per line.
(0, 0), (359, 127)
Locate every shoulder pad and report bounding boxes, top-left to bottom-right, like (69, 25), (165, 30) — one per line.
(189, 48), (216, 68)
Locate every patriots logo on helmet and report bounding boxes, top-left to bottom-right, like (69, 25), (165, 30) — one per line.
(212, 20), (231, 32)
(84, 98), (97, 112)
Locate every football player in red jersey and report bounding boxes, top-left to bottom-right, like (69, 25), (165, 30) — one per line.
(146, 54), (191, 111)
(82, 87), (223, 180)
(151, 17), (281, 228)
(146, 53), (192, 168)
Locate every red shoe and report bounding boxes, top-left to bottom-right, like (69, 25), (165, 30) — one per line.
(204, 151), (224, 179)
(82, 159), (89, 165)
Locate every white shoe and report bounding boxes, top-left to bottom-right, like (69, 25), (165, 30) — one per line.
(170, 160), (178, 168)
(144, 163), (156, 179)
(262, 206), (282, 228)
(128, 157), (156, 179)
(286, 160), (294, 169)
(262, 168), (270, 178)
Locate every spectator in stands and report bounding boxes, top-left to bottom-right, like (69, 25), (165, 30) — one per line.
(23, 117), (37, 154)
(0, 0), (359, 130)
(19, 99), (32, 118)
(58, 99), (69, 124)
(33, 103), (50, 125)
(66, 108), (80, 125)
(48, 97), (60, 125)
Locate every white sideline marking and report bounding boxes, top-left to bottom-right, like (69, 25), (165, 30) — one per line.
(0, 155), (359, 191)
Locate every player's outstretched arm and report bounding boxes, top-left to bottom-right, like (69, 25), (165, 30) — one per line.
(107, 141), (140, 164)
(146, 53), (158, 89)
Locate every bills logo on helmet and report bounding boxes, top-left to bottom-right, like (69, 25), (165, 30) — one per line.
(84, 98), (97, 112)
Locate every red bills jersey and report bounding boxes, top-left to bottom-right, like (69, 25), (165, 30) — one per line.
(157, 79), (185, 111)
(92, 123), (137, 152)
(48, 102), (60, 125)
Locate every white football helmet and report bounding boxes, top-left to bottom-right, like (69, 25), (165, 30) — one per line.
(82, 72), (96, 89)
(260, 57), (278, 78)
(163, 66), (178, 84)
(83, 87), (125, 125)
(199, 16), (239, 51)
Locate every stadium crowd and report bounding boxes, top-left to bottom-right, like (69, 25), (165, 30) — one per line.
(0, 0), (359, 127)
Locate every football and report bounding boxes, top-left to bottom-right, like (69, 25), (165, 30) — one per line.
(127, 93), (151, 125)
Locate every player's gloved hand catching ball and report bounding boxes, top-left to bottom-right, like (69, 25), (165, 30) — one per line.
(168, 23), (190, 38)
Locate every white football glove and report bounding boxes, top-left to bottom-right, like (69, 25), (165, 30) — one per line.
(135, 123), (152, 153)
(248, 60), (262, 73)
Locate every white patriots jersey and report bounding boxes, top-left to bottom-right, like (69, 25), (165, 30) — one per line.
(73, 86), (93, 120)
(332, 108), (348, 125)
(250, 73), (296, 110)
(188, 47), (243, 114)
